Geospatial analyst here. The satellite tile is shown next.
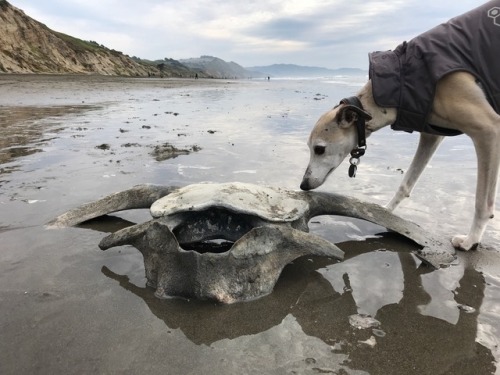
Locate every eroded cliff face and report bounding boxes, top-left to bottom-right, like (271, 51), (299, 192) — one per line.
(0, 1), (158, 76)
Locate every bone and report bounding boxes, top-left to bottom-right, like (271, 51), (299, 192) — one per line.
(99, 221), (344, 303)
(46, 184), (178, 228)
(49, 182), (456, 302)
(301, 191), (455, 268)
(49, 183), (455, 267)
(150, 181), (309, 222)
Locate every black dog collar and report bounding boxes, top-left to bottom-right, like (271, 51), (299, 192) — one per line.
(339, 96), (367, 178)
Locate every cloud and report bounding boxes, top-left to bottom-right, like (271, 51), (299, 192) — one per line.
(8, 0), (483, 68)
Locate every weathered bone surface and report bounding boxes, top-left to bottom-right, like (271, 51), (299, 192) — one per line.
(47, 184), (178, 228)
(150, 182), (309, 222)
(48, 182), (456, 303)
(99, 221), (343, 303)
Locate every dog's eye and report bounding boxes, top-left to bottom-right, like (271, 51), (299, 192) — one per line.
(314, 145), (326, 155)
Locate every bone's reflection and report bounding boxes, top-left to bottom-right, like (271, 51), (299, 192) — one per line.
(101, 237), (494, 373)
(101, 253), (353, 346)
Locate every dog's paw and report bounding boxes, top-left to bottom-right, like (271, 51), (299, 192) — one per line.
(385, 203), (396, 212)
(451, 235), (478, 251)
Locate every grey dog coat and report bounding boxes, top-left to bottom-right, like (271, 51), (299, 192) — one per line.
(369, 0), (500, 136)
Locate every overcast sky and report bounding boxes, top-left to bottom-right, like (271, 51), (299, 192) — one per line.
(9, 0), (482, 69)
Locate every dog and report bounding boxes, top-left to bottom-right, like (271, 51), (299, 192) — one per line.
(300, 1), (500, 251)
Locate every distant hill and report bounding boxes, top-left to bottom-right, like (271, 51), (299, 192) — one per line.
(179, 56), (264, 79)
(246, 64), (367, 78)
(132, 57), (200, 78)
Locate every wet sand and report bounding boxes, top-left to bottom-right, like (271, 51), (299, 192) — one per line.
(0, 74), (499, 374)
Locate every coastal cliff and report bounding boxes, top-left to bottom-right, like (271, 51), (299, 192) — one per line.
(0, 1), (264, 78)
(0, 0), (159, 76)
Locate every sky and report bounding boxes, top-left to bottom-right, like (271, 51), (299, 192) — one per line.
(9, 0), (482, 69)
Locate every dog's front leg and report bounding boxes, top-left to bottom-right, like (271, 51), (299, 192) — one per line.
(386, 133), (444, 211)
(452, 130), (500, 250)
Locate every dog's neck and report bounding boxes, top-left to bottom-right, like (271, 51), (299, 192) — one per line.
(357, 80), (397, 134)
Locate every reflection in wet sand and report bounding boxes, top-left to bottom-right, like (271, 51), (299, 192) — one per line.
(329, 249), (493, 374)
(0, 105), (101, 166)
(102, 233), (494, 374)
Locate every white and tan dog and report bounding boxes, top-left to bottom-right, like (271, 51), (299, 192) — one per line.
(300, 70), (500, 251)
(301, 1), (500, 251)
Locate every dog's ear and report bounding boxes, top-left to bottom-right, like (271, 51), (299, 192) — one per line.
(336, 105), (372, 128)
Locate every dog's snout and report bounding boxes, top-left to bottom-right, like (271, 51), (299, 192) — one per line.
(300, 180), (311, 191)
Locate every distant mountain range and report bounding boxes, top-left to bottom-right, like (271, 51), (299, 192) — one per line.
(178, 56), (262, 79)
(246, 64), (367, 77)
(0, 0), (366, 79)
(175, 57), (367, 79)
(176, 58), (367, 79)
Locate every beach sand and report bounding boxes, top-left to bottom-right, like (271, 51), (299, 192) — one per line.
(0, 74), (499, 374)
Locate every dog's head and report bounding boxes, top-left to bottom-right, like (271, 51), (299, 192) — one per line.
(300, 104), (371, 190)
